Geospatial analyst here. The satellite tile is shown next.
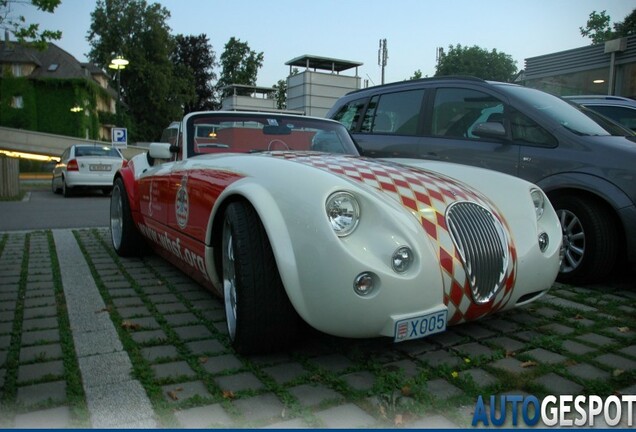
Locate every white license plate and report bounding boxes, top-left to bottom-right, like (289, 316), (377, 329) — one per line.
(394, 309), (447, 342)
(89, 164), (112, 172)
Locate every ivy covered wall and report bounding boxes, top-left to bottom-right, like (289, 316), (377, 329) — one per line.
(0, 76), (38, 129)
(0, 76), (113, 141)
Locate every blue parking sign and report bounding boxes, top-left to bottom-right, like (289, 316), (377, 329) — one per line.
(112, 127), (128, 146)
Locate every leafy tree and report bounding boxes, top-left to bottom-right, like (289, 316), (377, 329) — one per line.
(435, 44), (517, 82)
(217, 37), (264, 98)
(172, 33), (217, 113)
(614, 9), (636, 38)
(580, 10), (614, 44)
(409, 69), (423, 80)
(272, 78), (286, 110)
(0, 0), (61, 46)
(580, 8), (636, 44)
(87, 0), (189, 141)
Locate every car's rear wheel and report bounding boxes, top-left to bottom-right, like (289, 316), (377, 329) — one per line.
(222, 201), (301, 354)
(553, 195), (619, 284)
(110, 177), (146, 257)
(62, 178), (72, 197)
(51, 177), (60, 194)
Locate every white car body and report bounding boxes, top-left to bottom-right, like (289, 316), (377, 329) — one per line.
(111, 111), (562, 354)
(52, 144), (125, 196)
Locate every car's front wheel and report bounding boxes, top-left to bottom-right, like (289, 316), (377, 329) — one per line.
(222, 201), (301, 354)
(553, 195), (619, 285)
(110, 177), (146, 257)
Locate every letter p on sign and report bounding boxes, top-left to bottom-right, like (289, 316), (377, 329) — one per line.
(112, 127), (128, 146)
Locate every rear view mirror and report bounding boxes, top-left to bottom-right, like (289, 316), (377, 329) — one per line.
(472, 122), (507, 139)
(263, 125), (291, 135)
(149, 142), (174, 159)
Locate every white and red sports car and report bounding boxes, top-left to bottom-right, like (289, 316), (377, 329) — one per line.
(110, 111), (562, 354)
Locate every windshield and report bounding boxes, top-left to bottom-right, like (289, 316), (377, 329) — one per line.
(498, 85), (612, 136)
(186, 113), (359, 157)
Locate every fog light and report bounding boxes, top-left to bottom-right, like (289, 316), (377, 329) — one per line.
(392, 246), (413, 273)
(353, 272), (374, 296)
(538, 232), (549, 252)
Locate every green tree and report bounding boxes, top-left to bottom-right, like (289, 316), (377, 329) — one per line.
(409, 69), (423, 80)
(435, 44), (517, 82)
(580, 8), (636, 44)
(172, 34), (217, 113)
(0, 0), (61, 46)
(87, 0), (189, 141)
(272, 78), (286, 110)
(217, 37), (264, 98)
(614, 9), (636, 38)
(580, 10), (614, 44)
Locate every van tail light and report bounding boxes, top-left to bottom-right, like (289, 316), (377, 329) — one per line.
(122, 159), (128, 168)
(67, 159), (79, 171)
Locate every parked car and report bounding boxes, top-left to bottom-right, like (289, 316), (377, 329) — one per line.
(327, 77), (636, 284)
(110, 111), (561, 354)
(52, 144), (126, 197)
(564, 95), (636, 132)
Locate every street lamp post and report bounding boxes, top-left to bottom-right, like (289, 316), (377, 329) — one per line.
(108, 55), (129, 126)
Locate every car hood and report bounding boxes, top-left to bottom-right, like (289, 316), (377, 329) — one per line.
(270, 152), (498, 219)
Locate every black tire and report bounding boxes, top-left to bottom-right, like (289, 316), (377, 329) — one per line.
(110, 177), (147, 257)
(62, 178), (72, 197)
(51, 177), (60, 194)
(222, 201), (301, 354)
(553, 195), (619, 284)
(102, 187), (113, 196)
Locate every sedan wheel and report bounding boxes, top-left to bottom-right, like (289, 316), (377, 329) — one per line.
(221, 201), (301, 354)
(62, 179), (71, 197)
(51, 177), (60, 194)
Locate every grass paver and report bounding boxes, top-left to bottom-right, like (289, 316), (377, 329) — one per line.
(4, 227), (634, 428)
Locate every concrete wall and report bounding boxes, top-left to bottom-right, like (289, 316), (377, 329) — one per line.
(0, 126), (144, 159)
(287, 71), (361, 117)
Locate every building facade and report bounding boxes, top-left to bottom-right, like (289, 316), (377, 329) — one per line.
(0, 39), (117, 140)
(524, 35), (636, 98)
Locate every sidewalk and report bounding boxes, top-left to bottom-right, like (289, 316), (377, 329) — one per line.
(0, 228), (634, 428)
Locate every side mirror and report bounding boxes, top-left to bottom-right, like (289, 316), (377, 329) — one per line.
(472, 122), (507, 139)
(149, 142), (174, 159)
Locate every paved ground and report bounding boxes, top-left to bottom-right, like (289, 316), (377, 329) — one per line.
(0, 227), (635, 428)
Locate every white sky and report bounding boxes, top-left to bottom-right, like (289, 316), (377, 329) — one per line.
(16, 0), (636, 87)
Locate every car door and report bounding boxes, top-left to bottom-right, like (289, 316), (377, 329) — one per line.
(420, 86), (521, 177)
(138, 162), (172, 227)
(348, 89), (427, 158)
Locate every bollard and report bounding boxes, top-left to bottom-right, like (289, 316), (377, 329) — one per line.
(0, 155), (20, 198)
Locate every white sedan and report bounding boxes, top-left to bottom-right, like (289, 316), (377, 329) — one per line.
(110, 112), (562, 354)
(52, 144), (126, 197)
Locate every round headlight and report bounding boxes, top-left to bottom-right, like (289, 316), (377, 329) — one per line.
(326, 192), (360, 237)
(530, 188), (545, 220)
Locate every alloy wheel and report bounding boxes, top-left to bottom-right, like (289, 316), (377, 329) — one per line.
(558, 208), (585, 273)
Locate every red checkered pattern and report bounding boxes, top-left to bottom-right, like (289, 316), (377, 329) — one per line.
(276, 153), (518, 324)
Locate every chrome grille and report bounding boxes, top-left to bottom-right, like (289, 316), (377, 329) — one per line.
(446, 202), (509, 304)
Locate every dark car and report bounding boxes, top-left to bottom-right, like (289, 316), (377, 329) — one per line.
(327, 77), (636, 284)
(564, 95), (636, 132)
